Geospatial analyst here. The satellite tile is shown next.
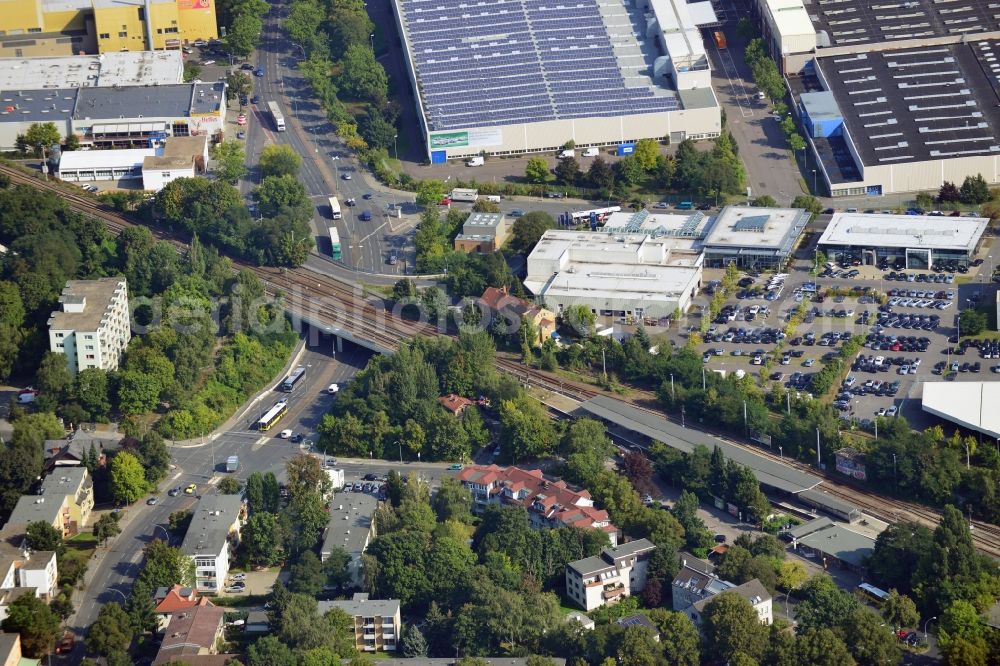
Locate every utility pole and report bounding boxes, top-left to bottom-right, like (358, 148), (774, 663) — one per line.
(816, 426), (821, 467)
(601, 349), (607, 383)
(670, 373), (675, 400)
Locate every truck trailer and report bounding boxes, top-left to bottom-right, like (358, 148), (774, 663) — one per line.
(226, 456), (239, 472)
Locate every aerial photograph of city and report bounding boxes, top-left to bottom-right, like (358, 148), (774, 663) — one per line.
(0, 0), (998, 663)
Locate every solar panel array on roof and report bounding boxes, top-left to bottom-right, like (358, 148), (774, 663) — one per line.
(817, 43), (1000, 166)
(810, 0), (1000, 48)
(398, 0), (678, 131)
(732, 215), (769, 232)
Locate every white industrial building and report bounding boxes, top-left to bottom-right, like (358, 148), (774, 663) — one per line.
(749, 0), (1000, 197)
(524, 228), (703, 321)
(699, 206), (809, 269)
(0, 81), (226, 150)
(922, 382), (1000, 442)
(57, 134), (208, 190)
(817, 213), (988, 269)
(0, 51), (183, 89)
(47, 277), (130, 375)
(391, 0), (723, 161)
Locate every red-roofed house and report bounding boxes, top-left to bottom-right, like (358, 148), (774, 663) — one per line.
(479, 287), (557, 346)
(455, 465), (618, 545)
(154, 585), (214, 632)
(438, 394), (474, 416)
(152, 602), (227, 665)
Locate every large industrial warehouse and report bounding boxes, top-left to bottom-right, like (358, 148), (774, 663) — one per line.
(750, 0), (1000, 196)
(390, 0), (723, 160)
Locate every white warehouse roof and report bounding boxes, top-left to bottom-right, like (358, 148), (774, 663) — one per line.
(765, 0), (815, 38)
(818, 213), (989, 252)
(0, 51), (183, 89)
(922, 381), (1000, 440)
(58, 147), (156, 170)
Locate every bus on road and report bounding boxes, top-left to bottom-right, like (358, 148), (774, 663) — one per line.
(281, 366), (306, 392)
(257, 399), (288, 430)
(329, 226), (342, 260)
(267, 101), (285, 132)
(328, 196), (342, 220)
(569, 206), (621, 224)
(857, 583), (889, 603)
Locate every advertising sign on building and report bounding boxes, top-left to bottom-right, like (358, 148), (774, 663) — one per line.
(834, 448), (867, 481)
(429, 128), (503, 150)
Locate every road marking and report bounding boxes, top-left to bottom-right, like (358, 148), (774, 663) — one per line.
(170, 471), (182, 481)
(251, 436), (270, 451)
(207, 476), (221, 486)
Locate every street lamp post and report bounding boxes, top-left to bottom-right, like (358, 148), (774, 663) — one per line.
(393, 134), (398, 161)
(670, 373), (675, 401)
(397, 440), (402, 464)
(106, 588), (127, 604)
(924, 616), (937, 642)
(812, 169), (817, 193)
(370, 33), (375, 52)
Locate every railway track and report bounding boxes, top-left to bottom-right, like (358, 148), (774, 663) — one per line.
(4, 163), (999, 556)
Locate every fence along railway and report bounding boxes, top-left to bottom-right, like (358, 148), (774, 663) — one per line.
(2, 163), (998, 556)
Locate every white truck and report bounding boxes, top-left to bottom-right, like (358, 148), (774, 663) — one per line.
(558, 149), (576, 159)
(226, 456), (239, 472)
(325, 468), (345, 491)
(466, 156), (484, 167)
(450, 188), (479, 202)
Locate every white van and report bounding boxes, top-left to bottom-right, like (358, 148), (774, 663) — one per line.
(558, 149), (576, 159)
(485, 195), (501, 203)
(466, 156), (484, 167)
(582, 147), (599, 157)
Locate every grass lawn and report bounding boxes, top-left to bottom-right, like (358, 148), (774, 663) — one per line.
(60, 532), (98, 588)
(210, 593), (269, 608)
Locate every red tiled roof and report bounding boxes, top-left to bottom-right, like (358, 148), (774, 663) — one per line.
(438, 394), (474, 414)
(154, 603), (224, 664)
(154, 585), (211, 614)
(456, 465), (616, 533)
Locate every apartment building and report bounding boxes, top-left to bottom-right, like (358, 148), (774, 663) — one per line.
(564, 539), (656, 611)
(455, 465), (618, 545)
(670, 553), (733, 612)
(319, 593), (400, 652)
(0, 544), (58, 603)
(0, 633), (25, 666)
(478, 287), (556, 346)
(152, 601), (227, 665)
(688, 579), (773, 626)
(320, 493), (377, 588)
(40, 467), (94, 530)
(48, 278), (130, 375)
(180, 494), (245, 592)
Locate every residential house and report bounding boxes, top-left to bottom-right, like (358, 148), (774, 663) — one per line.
(40, 467), (94, 530)
(688, 579), (773, 626)
(318, 593), (401, 652)
(0, 536), (57, 602)
(47, 278), (131, 375)
(479, 286), (557, 346)
(565, 611), (595, 630)
(671, 553), (733, 612)
(44, 431), (121, 470)
(438, 394), (474, 416)
(154, 585), (214, 632)
(180, 494), (245, 593)
(454, 212), (508, 254)
(151, 602), (227, 665)
(456, 465), (619, 545)
(564, 539), (656, 611)
(320, 493), (377, 588)
(0, 632), (38, 666)
(616, 614), (660, 641)
(245, 610), (270, 634)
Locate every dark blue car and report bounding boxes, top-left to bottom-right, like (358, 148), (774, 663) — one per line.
(360, 210), (372, 221)
(254, 68), (264, 77)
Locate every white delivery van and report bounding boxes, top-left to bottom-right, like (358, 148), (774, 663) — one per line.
(558, 149), (576, 159)
(466, 156), (484, 167)
(582, 147), (599, 157)
(486, 195), (501, 203)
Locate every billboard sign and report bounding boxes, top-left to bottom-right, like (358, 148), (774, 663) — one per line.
(179, 0), (212, 9)
(617, 143), (635, 156)
(430, 128), (502, 150)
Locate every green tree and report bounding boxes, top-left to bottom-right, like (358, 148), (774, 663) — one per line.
(85, 602), (133, 657)
(633, 138), (660, 171)
(93, 512), (121, 545)
(247, 635), (297, 666)
(959, 174), (990, 205)
(242, 511), (284, 566)
(614, 155), (644, 186)
(701, 591), (768, 663)
(796, 575), (860, 631)
(844, 607), (900, 666)
(226, 11), (263, 57)
(218, 477), (242, 494)
(35, 351), (72, 408)
(959, 308), (987, 336)
(73, 369), (112, 421)
(525, 157), (550, 184)
(882, 590), (919, 629)
(752, 195), (778, 207)
(401, 624), (428, 657)
(792, 194), (824, 216)
(110, 450), (148, 504)
(554, 157), (580, 186)
(25, 521), (64, 555)
(289, 551), (327, 596)
(283, 0), (325, 51)
(938, 181), (961, 203)
(500, 395), (558, 460)
(255, 174), (313, 221)
(0, 593), (61, 657)
(647, 609), (700, 666)
(136, 540), (194, 589)
(938, 599), (986, 648)
(0, 281), (25, 380)
(23, 122), (61, 156)
(794, 627), (855, 666)
(340, 43), (389, 101)
(509, 211), (556, 254)
(211, 140), (248, 184)
(225, 70), (253, 102)
(433, 477), (472, 523)
(259, 144), (302, 178)
(416, 179), (447, 207)
(588, 157), (615, 192)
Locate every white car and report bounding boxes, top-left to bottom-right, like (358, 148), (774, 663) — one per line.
(279, 429), (293, 439)
(327, 383), (339, 394)
(230, 573), (246, 582)
(886, 406), (898, 417)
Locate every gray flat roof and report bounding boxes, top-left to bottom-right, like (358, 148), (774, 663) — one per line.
(319, 594), (399, 618)
(809, 0), (1000, 48)
(321, 493), (377, 557)
(818, 213), (988, 253)
(567, 555), (614, 577)
(0, 89), (77, 123)
(605, 538), (655, 560)
(794, 523), (875, 568)
(74, 82), (224, 120)
(7, 495), (62, 527)
(816, 42), (1000, 167)
(180, 494), (243, 556)
(701, 206), (809, 256)
(579, 395), (821, 494)
(0, 51), (183, 89)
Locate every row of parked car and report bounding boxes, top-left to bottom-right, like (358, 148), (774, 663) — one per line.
(865, 333), (932, 353)
(843, 374), (902, 397)
(958, 337), (1000, 359)
(703, 326), (785, 345)
(934, 360), (984, 374)
(885, 269), (962, 282)
(875, 311), (941, 330)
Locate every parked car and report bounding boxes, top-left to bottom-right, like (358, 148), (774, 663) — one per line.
(279, 429), (293, 439)
(146, 497), (158, 505)
(448, 463), (463, 471)
(168, 487), (181, 497)
(184, 483), (197, 495)
(56, 632), (75, 654)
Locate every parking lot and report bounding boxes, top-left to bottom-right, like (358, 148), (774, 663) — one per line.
(690, 246), (998, 430)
